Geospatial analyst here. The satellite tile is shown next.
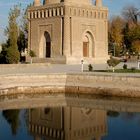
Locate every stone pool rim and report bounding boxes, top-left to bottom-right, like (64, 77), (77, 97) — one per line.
(0, 72), (139, 99)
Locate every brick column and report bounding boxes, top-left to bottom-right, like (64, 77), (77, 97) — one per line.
(63, 16), (70, 56)
(96, 136), (101, 140)
(34, 136), (41, 140)
(105, 20), (108, 54)
(28, 18), (31, 54)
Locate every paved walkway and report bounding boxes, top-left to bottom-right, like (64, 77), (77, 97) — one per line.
(0, 62), (139, 76)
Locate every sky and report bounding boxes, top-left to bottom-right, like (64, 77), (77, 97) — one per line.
(0, 0), (140, 44)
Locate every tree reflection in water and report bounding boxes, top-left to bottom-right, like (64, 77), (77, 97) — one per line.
(107, 111), (120, 117)
(2, 110), (20, 135)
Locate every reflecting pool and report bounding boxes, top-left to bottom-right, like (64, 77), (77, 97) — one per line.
(1, 96), (140, 140)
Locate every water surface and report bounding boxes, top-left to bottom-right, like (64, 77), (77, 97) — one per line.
(1, 97), (140, 140)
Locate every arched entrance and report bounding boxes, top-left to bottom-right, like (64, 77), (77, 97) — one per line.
(44, 31), (51, 58)
(82, 31), (94, 58)
(83, 36), (89, 57)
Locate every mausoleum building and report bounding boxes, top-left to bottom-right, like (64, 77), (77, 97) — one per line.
(28, 0), (108, 64)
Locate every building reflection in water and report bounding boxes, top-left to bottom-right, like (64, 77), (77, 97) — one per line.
(28, 107), (107, 140)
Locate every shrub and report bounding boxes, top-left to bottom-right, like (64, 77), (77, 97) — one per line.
(131, 67), (136, 71)
(29, 50), (36, 57)
(0, 53), (5, 64)
(88, 64), (93, 71)
(107, 57), (120, 67)
(123, 64), (127, 69)
(29, 50), (36, 64)
(107, 57), (120, 72)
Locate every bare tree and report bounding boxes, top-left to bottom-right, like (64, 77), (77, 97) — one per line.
(122, 5), (140, 25)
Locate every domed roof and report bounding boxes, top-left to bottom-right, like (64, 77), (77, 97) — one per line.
(64, 0), (92, 5)
(34, 0), (41, 6)
(95, 0), (102, 7)
(43, 0), (92, 5)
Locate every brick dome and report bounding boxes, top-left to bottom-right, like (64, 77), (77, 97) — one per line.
(34, 0), (41, 6)
(43, 0), (92, 5)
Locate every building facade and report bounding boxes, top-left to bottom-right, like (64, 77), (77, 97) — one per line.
(28, 0), (108, 64)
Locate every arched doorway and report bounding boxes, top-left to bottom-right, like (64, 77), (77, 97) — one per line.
(82, 32), (94, 58)
(83, 36), (89, 57)
(44, 31), (51, 58)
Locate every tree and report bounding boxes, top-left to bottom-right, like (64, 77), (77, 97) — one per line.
(16, 5), (30, 62)
(0, 5), (30, 64)
(123, 23), (132, 51)
(5, 6), (20, 64)
(109, 16), (124, 56)
(17, 5), (28, 53)
(122, 5), (140, 55)
(132, 40), (140, 54)
(17, 30), (27, 53)
(124, 24), (140, 54)
(122, 5), (140, 25)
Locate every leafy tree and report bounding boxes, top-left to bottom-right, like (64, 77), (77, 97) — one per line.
(127, 25), (140, 41)
(17, 30), (27, 53)
(122, 5), (140, 55)
(132, 40), (140, 54)
(16, 5), (30, 63)
(18, 5), (28, 53)
(5, 5), (20, 64)
(123, 23), (132, 50)
(0, 5), (30, 64)
(109, 16), (124, 56)
(124, 24), (140, 54)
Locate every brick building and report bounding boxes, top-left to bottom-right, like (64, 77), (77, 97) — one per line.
(28, 0), (108, 64)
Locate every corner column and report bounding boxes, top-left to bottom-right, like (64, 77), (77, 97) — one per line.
(28, 13), (31, 54)
(63, 16), (70, 57)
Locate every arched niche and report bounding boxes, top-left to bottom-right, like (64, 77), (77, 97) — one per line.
(82, 31), (94, 58)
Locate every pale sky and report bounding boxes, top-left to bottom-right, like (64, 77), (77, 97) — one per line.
(0, 0), (140, 43)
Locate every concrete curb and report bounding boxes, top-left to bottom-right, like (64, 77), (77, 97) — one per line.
(0, 73), (139, 100)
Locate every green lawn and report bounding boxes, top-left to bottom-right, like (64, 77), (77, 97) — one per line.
(110, 69), (140, 73)
(93, 69), (140, 73)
